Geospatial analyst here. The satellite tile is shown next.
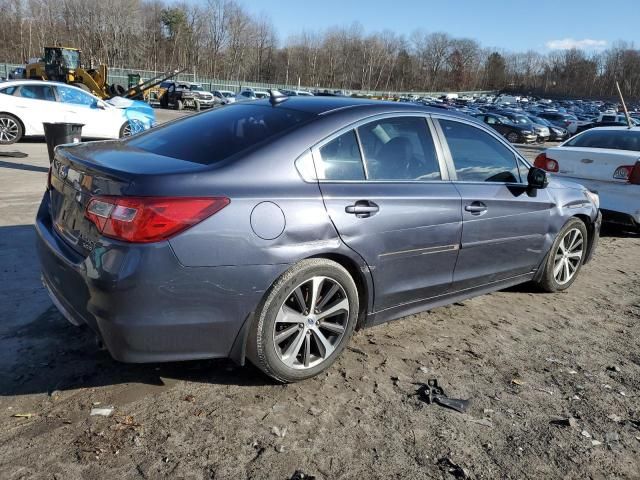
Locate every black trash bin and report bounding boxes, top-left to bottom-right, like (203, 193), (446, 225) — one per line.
(43, 123), (84, 163)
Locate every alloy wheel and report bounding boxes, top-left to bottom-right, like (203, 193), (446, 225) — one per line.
(273, 276), (349, 370)
(0, 117), (19, 143)
(122, 120), (143, 137)
(553, 228), (584, 285)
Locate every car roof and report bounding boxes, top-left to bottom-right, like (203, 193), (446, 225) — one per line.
(247, 96), (473, 119)
(582, 126), (640, 132)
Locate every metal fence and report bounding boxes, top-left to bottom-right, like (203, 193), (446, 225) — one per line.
(1, 62), (496, 98)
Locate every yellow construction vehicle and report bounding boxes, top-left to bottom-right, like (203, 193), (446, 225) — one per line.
(24, 46), (187, 101)
(24, 46), (118, 98)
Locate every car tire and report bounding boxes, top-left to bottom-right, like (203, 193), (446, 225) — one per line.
(119, 120), (141, 138)
(247, 258), (359, 383)
(176, 99), (184, 111)
(0, 113), (24, 145)
(507, 132), (520, 143)
(535, 218), (588, 293)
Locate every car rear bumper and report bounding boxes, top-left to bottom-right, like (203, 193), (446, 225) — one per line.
(561, 178), (640, 225)
(35, 193), (285, 363)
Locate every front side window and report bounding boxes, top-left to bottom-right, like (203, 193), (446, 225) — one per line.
(357, 117), (441, 181)
(439, 119), (521, 183)
(57, 86), (96, 106)
(317, 130), (365, 180)
(17, 85), (56, 101)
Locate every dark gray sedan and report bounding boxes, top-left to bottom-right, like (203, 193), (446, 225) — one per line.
(36, 96), (601, 382)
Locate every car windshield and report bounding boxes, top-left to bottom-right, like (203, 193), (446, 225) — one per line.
(128, 104), (313, 165)
(45, 48), (80, 69)
(565, 129), (640, 152)
(189, 84), (204, 91)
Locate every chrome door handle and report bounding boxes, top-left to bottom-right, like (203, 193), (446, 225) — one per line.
(464, 202), (487, 214)
(345, 201), (379, 218)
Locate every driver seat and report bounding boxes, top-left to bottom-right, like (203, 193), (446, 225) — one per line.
(375, 136), (413, 179)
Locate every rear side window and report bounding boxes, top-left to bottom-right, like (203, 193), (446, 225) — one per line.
(439, 119), (521, 183)
(565, 129), (640, 152)
(357, 117), (441, 181)
(0, 86), (16, 95)
(317, 130), (365, 180)
(129, 104), (313, 165)
(18, 85), (56, 101)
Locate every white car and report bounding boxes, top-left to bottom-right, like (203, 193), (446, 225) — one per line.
(0, 80), (155, 145)
(535, 126), (640, 228)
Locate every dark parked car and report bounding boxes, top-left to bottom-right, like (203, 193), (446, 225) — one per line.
(474, 113), (537, 143)
(526, 115), (569, 142)
(8, 67), (25, 79)
(37, 97), (601, 382)
(159, 81), (214, 110)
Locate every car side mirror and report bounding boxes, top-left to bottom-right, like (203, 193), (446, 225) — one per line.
(527, 167), (548, 189)
(94, 100), (106, 110)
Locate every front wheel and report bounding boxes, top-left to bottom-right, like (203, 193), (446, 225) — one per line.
(507, 131), (520, 143)
(247, 259), (359, 382)
(535, 218), (588, 292)
(176, 99), (184, 111)
(0, 113), (23, 144)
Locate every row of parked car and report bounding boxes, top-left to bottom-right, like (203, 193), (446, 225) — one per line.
(155, 81), (315, 110)
(416, 95), (640, 145)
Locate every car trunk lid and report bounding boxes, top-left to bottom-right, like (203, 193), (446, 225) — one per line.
(545, 146), (640, 181)
(48, 141), (210, 256)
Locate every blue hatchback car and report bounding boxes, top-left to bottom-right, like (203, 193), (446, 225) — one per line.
(36, 96), (601, 382)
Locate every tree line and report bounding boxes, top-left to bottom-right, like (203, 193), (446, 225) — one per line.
(1, 0), (639, 98)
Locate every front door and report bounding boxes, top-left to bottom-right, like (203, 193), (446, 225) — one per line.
(434, 117), (554, 290)
(314, 115), (462, 312)
(55, 85), (111, 138)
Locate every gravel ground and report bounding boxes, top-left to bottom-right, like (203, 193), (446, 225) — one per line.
(0, 117), (638, 480)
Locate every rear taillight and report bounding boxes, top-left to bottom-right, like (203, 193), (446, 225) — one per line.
(85, 196), (230, 243)
(613, 162), (640, 184)
(533, 152), (559, 172)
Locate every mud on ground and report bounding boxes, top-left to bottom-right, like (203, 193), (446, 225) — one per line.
(0, 140), (639, 479)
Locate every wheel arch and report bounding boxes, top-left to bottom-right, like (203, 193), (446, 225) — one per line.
(573, 213), (596, 264)
(229, 251), (373, 367)
(305, 252), (371, 330)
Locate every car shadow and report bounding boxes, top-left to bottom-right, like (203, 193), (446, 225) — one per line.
(0, 224), (273, 398)
(0, 159), (48, 173)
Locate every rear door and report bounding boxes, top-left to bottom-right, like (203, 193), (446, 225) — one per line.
(313, 114), (462, 312)
(433, 117), (554, 290)
(12, 84), (60, 135)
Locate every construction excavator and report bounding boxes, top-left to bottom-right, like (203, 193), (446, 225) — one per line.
(23, 46), (186, 101)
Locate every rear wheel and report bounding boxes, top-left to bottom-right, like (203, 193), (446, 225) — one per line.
(247, 259), (359, 382)
(0, 113), (23, 145)
(535, 218), (588, 292)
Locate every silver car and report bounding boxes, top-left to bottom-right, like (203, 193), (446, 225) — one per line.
(36, 96), (601, 382)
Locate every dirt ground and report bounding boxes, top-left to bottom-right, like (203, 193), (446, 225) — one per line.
(1, 127), (639, 479)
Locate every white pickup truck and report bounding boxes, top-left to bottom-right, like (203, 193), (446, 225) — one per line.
(534, 126), (640, 229)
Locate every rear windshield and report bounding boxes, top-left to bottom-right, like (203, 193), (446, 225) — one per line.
(565, 129), (640, 152)
(129, 104), (313, 164)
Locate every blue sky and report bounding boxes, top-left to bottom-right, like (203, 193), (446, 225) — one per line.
(239, 0), (639, 52)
